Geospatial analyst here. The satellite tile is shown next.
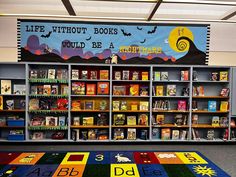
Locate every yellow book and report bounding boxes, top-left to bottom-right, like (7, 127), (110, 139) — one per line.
(141, 72), (149, 80)
(127, 116), (136, 125)
(0, 96), (3, 110)
(139, 101), (149, 111)
(83, 117), (94, 125)
(220, 101), (228, 112)
(156, 86), (164, 96)
(219, 71), (228, 81)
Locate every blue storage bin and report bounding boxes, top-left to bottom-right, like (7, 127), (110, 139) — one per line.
(7, 120), (25, 126)
(8, 134), (25, 140)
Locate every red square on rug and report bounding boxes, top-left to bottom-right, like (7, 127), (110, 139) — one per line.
(67, 155), (84, 161)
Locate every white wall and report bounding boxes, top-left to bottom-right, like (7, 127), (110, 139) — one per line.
(0, 17), (236, 65)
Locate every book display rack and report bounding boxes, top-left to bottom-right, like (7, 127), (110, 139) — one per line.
(0, 62), (235, 142)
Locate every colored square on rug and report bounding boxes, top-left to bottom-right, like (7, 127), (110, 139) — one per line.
(0, 151), (230, 177)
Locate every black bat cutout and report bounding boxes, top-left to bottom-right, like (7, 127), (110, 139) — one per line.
(121, 29), (131, 36)
(148, 26), (157, 34)
(41, 31), (52, 38)
(140, 39), (146, 44)
(86, 36), (92, 41)
(137, 26), (142, 30)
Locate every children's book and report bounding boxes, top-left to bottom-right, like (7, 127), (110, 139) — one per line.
(132, 71), (139, 80)
(48, 69), (56, 79)
(112, 101), (120, 111)
(212, 116), (220, 127)
(13, 85), (26, 95)
(208, 100), (217, 112)
(71, 69), (79, 80)
(139, 101), (149, 111)
(155, 86), (164, 96)
(122, 70), (130, 80)
(156, 114), (165, 125)
(86, 84), (96, 95)
(181, 70), (189, 81)
(140, 86), (148, 96)
(152, 128), (160, 139)
(161, 128), (171, 140)
(141, 72), (149, 80)
(114, 71), (121, 80)
(166, 85), (176, 96)
(154, 71), (161, 81)
(90, 71), (97, 80)
(1, 80), (11, 94)
(160, 72), (168, 81)
(127, 116), (136, 125)
(113, 86), (126, 95)
(127, 128), (136, 140)
(72, 82), (85, 95)
(97, 82), (109, 95)
(100, 70), (109, 80)
(81, 70), (88, 79)
(130, 84), (139, 96)
(177, 100), (187, 111)
(138, 114), (148, 126)
(220, 101), (228, 112)
(172, 130), (180, 140)
(219, 71), (228, 81)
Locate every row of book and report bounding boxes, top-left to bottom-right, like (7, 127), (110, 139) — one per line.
(153, 70), (189, 81)
(113, 114), (148, 126)
(30, 116), (67, 126)
(0, 97), (25, 110)
(113, 85), (148, 96)
(72, 82), (109, 95)
(0, 116), (24, 126)
(30, 84), (68, 95)
(72, 69), (109, 80)
(73, 113), (108, 126)
(30, 69), (68, 80)
(114, 70), (149, 80)
(153, 85), (189, 97)
(193, 86), (230, 97)
(113, 128), (148, 140)
(29, 98), (68, 110)
(153, 100), (188, 111)
(72, 100), (108, 111)
(193, 70), (228, 81)
(113, 101), (149, 111)
(152, 128), (188, 140)
(30, 131), (66, 140)
(0, 80), (25, 95)
(72, 129), (108, 141)
(194, 100), (229, 112)
(152, 114), (188, 126)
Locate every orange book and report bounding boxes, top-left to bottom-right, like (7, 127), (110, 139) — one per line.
(86, 84), (96, 95)
(100, 70), (109, 80)
(141, 72), (149, 80)
(130, 84), (139, 96)
(97, 82), (109, 95)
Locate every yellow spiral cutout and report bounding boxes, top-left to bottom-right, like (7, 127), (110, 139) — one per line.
(168, 27), (194, 53)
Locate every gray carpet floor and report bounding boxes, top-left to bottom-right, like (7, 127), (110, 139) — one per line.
(0, 144), (235, 176)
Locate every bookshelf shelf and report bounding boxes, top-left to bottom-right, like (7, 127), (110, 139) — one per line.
(71, 125), (109, 128)
(0, 63), (233, 143)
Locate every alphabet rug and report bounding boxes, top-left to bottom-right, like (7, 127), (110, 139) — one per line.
(0, 151), (230, 177)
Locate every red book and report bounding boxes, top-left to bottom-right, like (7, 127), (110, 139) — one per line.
(178, 100), (187, 111)
(86, 84), (96, 95)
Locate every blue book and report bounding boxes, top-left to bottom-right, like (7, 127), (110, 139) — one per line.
(152, 128), (160, 139)
(208, 101), (217, 112)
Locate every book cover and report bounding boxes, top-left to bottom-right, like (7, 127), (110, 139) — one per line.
(43, 85), (51, 95)
(90, 70), (97, 80)
(51, 85), (58, 95)
(48, 69), (56, 79)
(86, 84), (96, 95)
(97, 113), (108, 126)
(212, 116), (220, 127)
(46, 116), (58, 126)
(219, 71), (228, 81)
(141, 72), (149, 80)
(180, 130), (187, 140)
(192, 114), (198, 124)
(174, 114), (187, 126)
(61, 69), (68, 80)
(220, 117), (228, 127)
(30, 86), (37, 95)
(72, 82), (85, 95)
(29, 99), (39, 110)
(6, 100), (14, 110)
(113, 85), (126, 95)
(182, 87), (189, 96)
(208, 100), (217, 112)
(30, 70), (38, 79)
(61, 85), (69, 95)
(56, 69), (63, 80)
(84, 100), (94, 110)
(114, 71), (121, 80)
(83, 117), (94, 125)
(154, 71), (160, 81)
(32, 132), (44, 140)
(113, 114), (125, 125)
(129, 84), (139, 96)
(155, 86), (164, 96)
(220, 88), (230, 97)
(140, 86), (148, 96)
(98, 130), (108, 140)
(37, 85), (43, 95)
(100, 70), (109, 80)
(197, 86), (205, 96)
(72, 100), (81, 111)
(59, 116), (66, 126)
(88, 129), (97, 140)
(127, 116), (136, 125)
(30, 117), (45, 126)
(0, 96), (3, 110)
(97, 82), (109, 95)
(1, 80), (11, 94)
(57, 98), (68, 110)
(140, 129), (148, 140)
(19, 99), (26, 109)
(13, 85), (26, 95)
(192, 100), (198, 111)
(127, 128), (136, 140)
(156, 114), (164, 125)
(161, 128), (171, 140)
(112, 101), (120, 111)
(220, 101), (228, 112)
(160, 72), (168, 81)
(192, 70), (198, 81)
(138, 114), (148, 125)
(207, 129), (215, 140)
(122, 70), (130, 80)
(152, 128), (160, 139)
(166, 85), (176, 96)
(72, 129), (80, 141)
(130, 102), (138, 111)
(38, 70), (47, 79)
(180, 70), (189, 81)
(132, 71), (139, 80)
(113, 128), (124, 140)
(139, 101), (149, 111)
(172, 130), (180, 140)
(71, 69), (79, 80)
(99, 100), (107, 111)
(211, 72), (219, 81)
(177, 100), (187, 111)
(73, 117), (80, 126)
(120, 101), (127, 111)
(81, 70), (88, 79)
